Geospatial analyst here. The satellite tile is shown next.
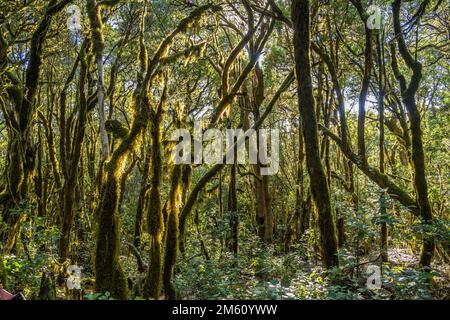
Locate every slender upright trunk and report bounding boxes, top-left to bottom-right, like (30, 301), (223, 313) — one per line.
(143, 95), (166, 299)
(163, 165), (183, 300)
(295, 123), (306, 237)
(35, 128), (44, 218)
(249, 64), (272, 243)
(87, 0), (110, 162)
(292, 0), (338, 268)
(228, 164), (238, 255)
(59, 48), (89, 261)
(134, 148), (150, 249)
(377, 35), (388, 262)
(350, 0), (373, 162)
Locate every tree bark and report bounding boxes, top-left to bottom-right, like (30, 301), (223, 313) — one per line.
(163, 165), (183, 300)
(391, 0), (434, 268)
(143, 88), (167, 299)
(86, 0), (110, 162)
(292, 0), (338, 269)
(59, 45), (89, 262)
(0, 0), (72, 250)
(376, 34), (389, 262)
(227, 164), (238, 255)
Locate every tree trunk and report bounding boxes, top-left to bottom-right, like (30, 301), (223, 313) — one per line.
(292, 0), (338, 269)
(377, 34), (389, 262)
(163, 165), (183, 300)
(134, 149), (150, 249)
(143, 98), (166, 300)
(0, 0), (71, 251)
(391, 0), (434, 268)
(87, 0), (110, 162)
(59, 47), (89, 262)
(227, 164), (238, 255)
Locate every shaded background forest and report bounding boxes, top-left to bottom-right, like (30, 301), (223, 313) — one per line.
(0, 0), (449, 300)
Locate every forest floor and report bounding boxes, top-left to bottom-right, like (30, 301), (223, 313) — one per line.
(151, 239), (450, 301)
(3, 240), (449, 300)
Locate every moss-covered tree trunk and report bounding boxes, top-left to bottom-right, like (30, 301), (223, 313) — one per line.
(391, 0), (434, 268)
(295, 121), (309, 237)
(376, 34), (389, 262)
(93, 2), (146, 297)
(94, 165), (129, 298)
(93, 3), (218, 299)
(0, 253), (6, 288)
(239, 63), (272, 244)
(0, 0), (72, 251)
(253, 65), (273, 244)
(143, 88), (167, 300)
(350, 0), (373, 162)
(292, 0), (338, 269)
(59, 46), (89, 262)
(86, 0), (111, 162)
(163, 164), (183, 300)
(134, 150), (150, 249)
(227, 164), (238, 255)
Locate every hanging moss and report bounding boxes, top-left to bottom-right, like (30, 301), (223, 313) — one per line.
(149, 4), (222, 73)
(159, 41), (208, 67)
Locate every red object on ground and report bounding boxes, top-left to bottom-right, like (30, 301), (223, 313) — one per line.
(0, 284), (14, 300)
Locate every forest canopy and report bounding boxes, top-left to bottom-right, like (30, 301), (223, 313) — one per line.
(0, 0), (448, 300)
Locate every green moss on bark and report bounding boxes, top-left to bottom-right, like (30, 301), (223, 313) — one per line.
(163, 165), (183, 300)
(143, 86), (167, 300)
(94, 172), (129, 299)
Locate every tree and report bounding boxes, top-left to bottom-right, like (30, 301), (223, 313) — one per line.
(390, 0), (434, 268)
(0, 0), (448, 301)
(292, 0), (338, 269)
